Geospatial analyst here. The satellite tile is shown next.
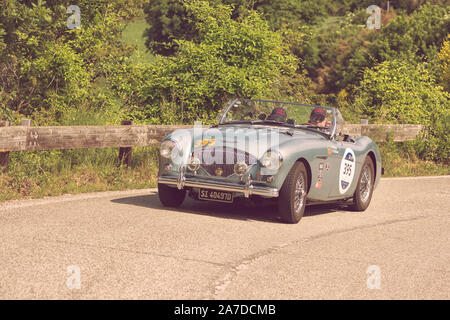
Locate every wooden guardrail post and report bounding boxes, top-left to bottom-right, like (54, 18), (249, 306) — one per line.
(118, 120), (133, 167)
(0, 120), (10, 170)
(21, 119), (31, 127)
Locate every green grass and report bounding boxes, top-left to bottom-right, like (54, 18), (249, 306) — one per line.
(121, 17), (156, 63)
(381, 155), (450, 177)
(0, 147), (160, 202)
(379, 142), (450, 177)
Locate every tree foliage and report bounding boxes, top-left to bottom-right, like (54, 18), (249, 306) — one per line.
(0, 0), (143, 123)
(352, 60), (449, 162)
(295, 3), (449, 94)
(143, 0), (198, 55)
(143, 0), (332, 56)
(439, 35), (450, 92)
(353, 60), (449, 124)
(117, 0), (296, 123)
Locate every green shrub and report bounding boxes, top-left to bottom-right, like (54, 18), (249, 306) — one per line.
(353, 60), (449, 124)
(351, 59), (450, 162)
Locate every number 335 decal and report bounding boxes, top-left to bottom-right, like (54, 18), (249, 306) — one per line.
(339, 148), (356, 194)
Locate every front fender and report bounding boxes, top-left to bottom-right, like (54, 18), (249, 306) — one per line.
(343, 136), (382, 196)
(265, 137), (327, 191)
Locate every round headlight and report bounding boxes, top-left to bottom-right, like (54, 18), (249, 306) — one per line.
(160, 140), (177, 159)
(187, 157), (201, 171)
(260, 150), (282, 170)
(234, 161), (248, 176)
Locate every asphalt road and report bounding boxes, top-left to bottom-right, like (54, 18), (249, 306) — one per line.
(0, 176), (449, 299)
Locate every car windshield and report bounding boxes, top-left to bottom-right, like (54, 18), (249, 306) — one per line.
(218, 99), (338, 136)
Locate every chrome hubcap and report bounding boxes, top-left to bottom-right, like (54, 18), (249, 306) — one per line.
(359, 165), (372, 203)
(294, 173), (306, 213)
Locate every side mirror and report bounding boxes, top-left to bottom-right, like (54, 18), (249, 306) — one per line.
(344, 134), (355, 143)
(336, 133), (355, 143)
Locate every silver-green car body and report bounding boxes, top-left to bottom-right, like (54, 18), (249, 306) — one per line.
(157, 99), (382, 204)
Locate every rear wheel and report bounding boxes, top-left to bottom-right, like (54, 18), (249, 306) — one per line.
(158, 183), (186, 207)
(278, 162), (308, 224)
(351, 156), (374, 211)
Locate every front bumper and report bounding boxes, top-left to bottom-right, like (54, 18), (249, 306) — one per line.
(158, 169), (279, 198)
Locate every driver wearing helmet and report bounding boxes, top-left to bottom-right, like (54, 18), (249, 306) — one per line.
(309, 107), (332, 132)
(267, 106), (287, 122)
(309, 108), (327, 126)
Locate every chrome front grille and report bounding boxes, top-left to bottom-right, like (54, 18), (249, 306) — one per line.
(192, 147), (257, 177)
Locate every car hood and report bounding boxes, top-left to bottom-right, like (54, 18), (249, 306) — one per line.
(168, 125), (319, 160)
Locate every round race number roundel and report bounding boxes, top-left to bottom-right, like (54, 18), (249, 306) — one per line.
(339, 148), (356, 194)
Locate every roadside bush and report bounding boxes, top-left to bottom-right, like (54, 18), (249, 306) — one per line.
(351, 59), (450, 162)
(352, 60), (449, 124)
(414, 111), (450, 163)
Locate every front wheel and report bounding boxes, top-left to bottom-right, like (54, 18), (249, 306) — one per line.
(351, 156), (375, 211)
(158, 183), (186, 207)
(278, 162), (308, 224)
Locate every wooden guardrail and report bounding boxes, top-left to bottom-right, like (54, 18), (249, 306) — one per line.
(343, 124), (424, 142)
(0, 119), (424, 168)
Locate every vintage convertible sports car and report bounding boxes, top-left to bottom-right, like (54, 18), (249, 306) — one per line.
(157, 98), (382, 223)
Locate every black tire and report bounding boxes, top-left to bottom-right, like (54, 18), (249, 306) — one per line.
(158, 183), (186, 207)
(278, 162), (309, 224)
(351, 156), (375, 211)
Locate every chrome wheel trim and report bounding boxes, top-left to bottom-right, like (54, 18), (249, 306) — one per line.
(359, 165), (372, 203)
(294, 173), (306, 213)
